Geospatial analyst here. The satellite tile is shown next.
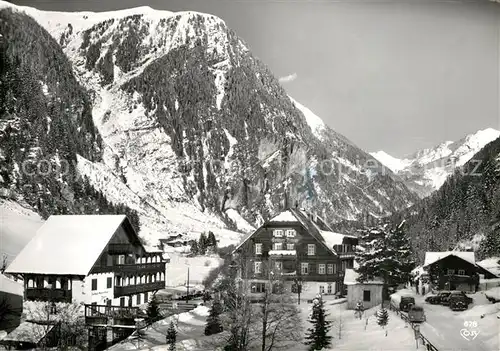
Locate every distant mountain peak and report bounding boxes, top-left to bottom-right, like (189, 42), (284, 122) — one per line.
(371, 127), (500, 198)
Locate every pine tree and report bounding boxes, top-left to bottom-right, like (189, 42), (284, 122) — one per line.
(356, 222), (415, 289)
(304, 295), (332, 350)
(207, 231), (217, 248)
(190, 240), (199, 256)
(204, 299), (223, 336)
(146, 294), (160, 323)
(198, 232), (208, 255)
(376, 306), (389, 335)
(166, 320), (177, 351)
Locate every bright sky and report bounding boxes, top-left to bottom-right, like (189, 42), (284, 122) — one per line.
(11, 0), (500, 157)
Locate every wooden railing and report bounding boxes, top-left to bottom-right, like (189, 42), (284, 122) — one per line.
(25, 288), (72, 303)
(114, 280), (165, 297)
(84, 304), (140, 326)
(388, 302), (438, 351)
(114, 262), (165, 274)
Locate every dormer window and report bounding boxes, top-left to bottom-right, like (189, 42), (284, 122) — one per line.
(286, 229), (296, 237)
(273, 230), (284, 237)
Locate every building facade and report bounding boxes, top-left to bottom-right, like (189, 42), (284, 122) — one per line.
(5, 215), (168, 308)
(344, 268), (383, 310)
(232, 208), (358, 300)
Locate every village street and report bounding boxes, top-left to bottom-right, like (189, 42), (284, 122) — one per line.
(408, 290), (499, 351)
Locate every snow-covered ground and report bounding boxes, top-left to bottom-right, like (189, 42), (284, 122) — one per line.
(107, 305), (215, 351)
(289, 298), (423, 351)
(398, 288), (499, 351)
(0, 200), (43, 267)
(166, 253), (224, 287)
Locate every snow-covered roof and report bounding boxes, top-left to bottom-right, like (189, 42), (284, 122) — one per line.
(0, 273), (23, 296)
(5, 215), (127, 276)
(423, 251), (475, 267)
(477, 257), (500, 276)
(269, 210), (298, 223)
(319, 230), (358, 248)
(343, 269), (383, 285)
(1, 321), (56, 344)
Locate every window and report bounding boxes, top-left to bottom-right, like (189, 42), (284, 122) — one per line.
(144, 292), (148, 303)
(318, 264), (326, 275)
(286, 229), (296, 237)
(273, 230), (284, 237)
(273, 242), (283, 251)
(447, 269), (455, 275)
(363, 290), (371, 302)
(120, 297), (125, 307)
(91, 279), (97, 291)
(319, 286), (325, 294)
(107, 277), (112, 289)
(251, 283), (266, 293)
(327, 264), (334, 275)
(347, 260), (354, 269)
(341, 261), (346, 271)
(458, 269), (465, 276)
(118, 255), (125, 265)
(255, 261), (262, 274)
(137, 294), (141, 305)
(301, 262), (309, 275)
(255, 243), (262, 255)
(307, 244), (315, 256)
(327, 284), (332, 294)
(275, 261), (282, 271)
(287, 243), (295, 250)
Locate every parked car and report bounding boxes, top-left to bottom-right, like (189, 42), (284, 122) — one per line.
(400, 296), (416, 312)
(425, 291), (450, 305)
(408, 305), (426, 323)
(448, 291), (473, 311)
(442, 291), (472, 306)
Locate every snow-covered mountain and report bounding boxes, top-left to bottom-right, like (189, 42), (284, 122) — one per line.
(371, 128), (500, 198)
(0, 2), (418, 246)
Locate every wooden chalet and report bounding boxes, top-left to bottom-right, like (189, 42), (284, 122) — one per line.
(423, 251), (496, 292)
(232, 208), (358, 300)
(4, 215), (168, 350)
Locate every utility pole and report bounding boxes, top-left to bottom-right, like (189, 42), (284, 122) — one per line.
(186, 267), (190, 304)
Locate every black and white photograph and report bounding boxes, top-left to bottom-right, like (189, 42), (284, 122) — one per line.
(0, 0), (499, 349)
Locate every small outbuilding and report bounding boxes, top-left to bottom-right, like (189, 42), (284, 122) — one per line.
(344, 268), (384, 310)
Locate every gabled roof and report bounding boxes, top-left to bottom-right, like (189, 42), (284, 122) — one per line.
(233, 208), (350, 256)
(344, 268), (383, 285)
(5, 215), (131, 276)
(423, 251), (475, 268)
(0, 273), (23, 296)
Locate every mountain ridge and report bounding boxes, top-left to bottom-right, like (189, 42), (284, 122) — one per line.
(371, 127), (500, 198)
(0, 2), (418, 246)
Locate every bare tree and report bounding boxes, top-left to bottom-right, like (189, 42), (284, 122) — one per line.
(259, 263), (302, 351)
(23, 300), (86, 350)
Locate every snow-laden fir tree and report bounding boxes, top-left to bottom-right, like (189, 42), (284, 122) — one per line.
(146, 294), (160, 323)
(356, 221), (415, 288)
(166, 320), (177, 351)
(204, 298), (223, 336)
(304, 295), (332, 350)
(376, 306), (389, 336)
(190, 240), (199, 255)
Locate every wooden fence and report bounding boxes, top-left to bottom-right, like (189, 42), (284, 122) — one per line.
(388, 302), (438, 351)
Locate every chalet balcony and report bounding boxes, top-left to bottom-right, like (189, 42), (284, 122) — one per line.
(339, 252), (355, 259)
(84, 304), (140, 326)
(25, 288), (72, 303)
(108, 243), (136, 255)
(268, 250), (296, 258)
(114, 262), (165, 274)
(114, 280), (165, 297)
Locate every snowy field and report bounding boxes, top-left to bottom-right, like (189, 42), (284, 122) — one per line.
(0, 200), (43, 266)
(283, 299), (424, 351)
(166, 253), (224, 287)
(107, 305), (217, 351)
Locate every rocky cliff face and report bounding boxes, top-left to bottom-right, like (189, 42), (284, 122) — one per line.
(1, 3), (418, 245)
